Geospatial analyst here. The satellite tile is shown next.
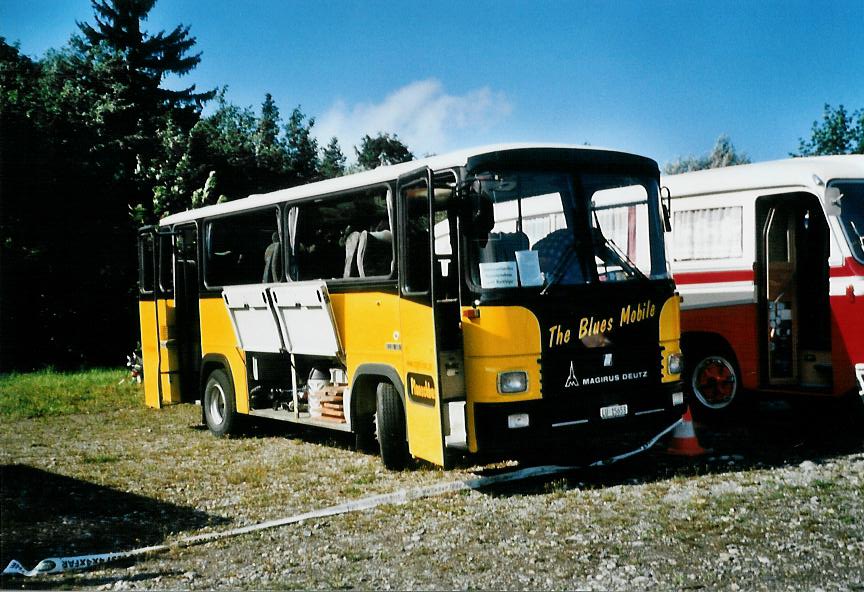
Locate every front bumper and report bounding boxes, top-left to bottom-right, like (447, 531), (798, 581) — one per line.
(472, 384), (685, 459)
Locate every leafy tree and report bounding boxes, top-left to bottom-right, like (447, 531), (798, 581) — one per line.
(0, 0), (214, 370)
(320, 136), (347, 179)
(664, 134), (751, 174)
(793, 104), (864, 156)
(355, 133), (414, 169)
(183, 89), (257, 202)
(0, 39), (41, 116)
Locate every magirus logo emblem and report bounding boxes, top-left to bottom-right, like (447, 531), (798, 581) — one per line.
(564, 362), (579, 388)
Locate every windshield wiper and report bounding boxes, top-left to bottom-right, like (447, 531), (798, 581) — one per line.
(540, 241), (581, 295)
(604, 238), (648, 280)
(849, 220), (864, 250)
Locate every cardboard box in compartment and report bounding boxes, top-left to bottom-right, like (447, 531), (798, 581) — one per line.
(799, 349), (832, 387)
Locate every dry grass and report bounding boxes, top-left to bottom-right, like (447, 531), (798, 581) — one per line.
(0, 372), (862, 590)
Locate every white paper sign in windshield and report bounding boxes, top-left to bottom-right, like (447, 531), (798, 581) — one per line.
(479, 261), (518, 288)
(515, 250), (543, 286)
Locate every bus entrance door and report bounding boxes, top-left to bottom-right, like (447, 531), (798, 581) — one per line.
(140, 226), (200, 407)
(758, 194), (832, 388)
(138, 228), (161, 408)
(397, 168), (448, 466)
(173, 224), (201, 401)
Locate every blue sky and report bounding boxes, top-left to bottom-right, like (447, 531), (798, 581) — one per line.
(2, 0), (863, 165)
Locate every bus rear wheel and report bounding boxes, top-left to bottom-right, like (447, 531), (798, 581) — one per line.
(376, 382), (409, 470)
(204, 368), (237, 437)
(686, 347), (741, 420)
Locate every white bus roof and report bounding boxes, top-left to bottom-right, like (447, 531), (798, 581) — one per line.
(661, 154), (864, 199)
(159, 143), (643, 226)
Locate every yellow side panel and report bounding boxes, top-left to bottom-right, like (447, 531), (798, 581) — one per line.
(139, 298), (184, 407)
(399, 298), (445, 466)
(158, 299), (183, 404)
(659, 295), (682, 383)
(139, 301), (160, 408)
(462, 306), (543, 452)
(329, 291), (403, 384)
(199, 297), (249, 413)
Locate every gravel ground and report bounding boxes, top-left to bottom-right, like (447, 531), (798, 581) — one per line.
(1, 397), (863, 590)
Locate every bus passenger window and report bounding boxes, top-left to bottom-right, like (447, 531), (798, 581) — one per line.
(291, 189), (392, 281)
(204, 207), (280, 288)
(138, 234), (154, 293)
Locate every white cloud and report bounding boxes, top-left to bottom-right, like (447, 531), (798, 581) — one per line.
(314, 79), (511, 159)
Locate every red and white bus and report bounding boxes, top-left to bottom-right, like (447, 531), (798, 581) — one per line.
(662, 155), (864, 417)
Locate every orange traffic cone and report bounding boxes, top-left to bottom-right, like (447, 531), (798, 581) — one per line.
(666, 406), (707, 456)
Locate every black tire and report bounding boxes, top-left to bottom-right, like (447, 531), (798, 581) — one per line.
(375, 382), (409, 470)
(684, 345), (742, 420)
(203, 368), (237, 437)
(354, 412), (378, 454)
(843, 386), (864, 427)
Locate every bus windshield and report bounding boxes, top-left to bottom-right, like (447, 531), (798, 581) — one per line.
(830, 180), (864, 263)
(465, 169), (669, 290)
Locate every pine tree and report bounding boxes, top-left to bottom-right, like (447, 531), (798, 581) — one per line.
(254, 93), (288, 183)
(285, 106), (320, 184)
(76, 0), (214, 114)
(320, 136), (347, 179)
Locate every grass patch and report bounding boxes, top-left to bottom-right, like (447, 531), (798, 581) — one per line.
(0, 368), (142, 419)
(81, 453), (123, 464)
(226, 464), (270, 486)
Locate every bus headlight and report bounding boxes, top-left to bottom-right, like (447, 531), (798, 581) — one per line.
(498, 371), (528, 394)
(668, 353), (683, 375)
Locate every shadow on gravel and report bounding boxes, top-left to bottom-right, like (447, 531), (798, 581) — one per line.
(0, 465), (227, 582)
(464, 397), (864, 496)
(3, 571), (183, 590)
(189, 396), (864, 496)
(194, 415), (358, 448)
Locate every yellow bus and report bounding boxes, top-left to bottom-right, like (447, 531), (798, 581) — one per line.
(138, 144), (685, 468)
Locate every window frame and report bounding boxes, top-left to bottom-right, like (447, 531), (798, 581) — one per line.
(202, 205), (283, 290)
(137, 230), (155, 295)
(286, 183), (396, 286)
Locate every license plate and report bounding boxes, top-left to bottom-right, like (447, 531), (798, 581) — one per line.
(600, 404), (628, 419)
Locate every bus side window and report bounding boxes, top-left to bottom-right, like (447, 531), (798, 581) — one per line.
(158, 233), (174, 293)
(138, 234), (154, 293)
(204, 207), (280, 288)
(292, 188), (393, 281)
(403, 184), (431, 294)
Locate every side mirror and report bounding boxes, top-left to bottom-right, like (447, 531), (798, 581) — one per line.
(660, 186), (672, 232)
(824, 186), (842, 217)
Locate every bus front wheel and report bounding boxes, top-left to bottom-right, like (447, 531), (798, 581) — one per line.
(376, 382), (409, 470)
(204, 368), (237, 437)
(686, 347), (741, 420)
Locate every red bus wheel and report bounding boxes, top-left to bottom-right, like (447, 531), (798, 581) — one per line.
(688, 350), (740, 417)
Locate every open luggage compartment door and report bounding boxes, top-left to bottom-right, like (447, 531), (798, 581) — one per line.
(222, 285), (284, 353)
(270, 281), (344, 358)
